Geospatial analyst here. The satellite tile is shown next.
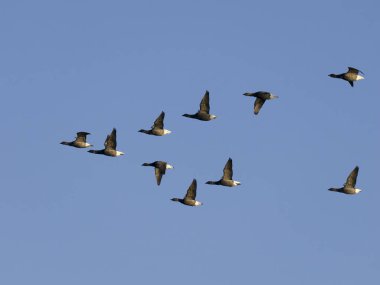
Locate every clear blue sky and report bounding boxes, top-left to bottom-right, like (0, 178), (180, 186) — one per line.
(0, 0), (379, 284)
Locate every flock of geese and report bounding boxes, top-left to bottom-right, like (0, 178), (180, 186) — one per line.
(60, 67), (365, 206)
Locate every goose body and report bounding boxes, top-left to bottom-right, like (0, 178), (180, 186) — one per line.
(328, 166), (362, 195)
(171, 179), (203, 206)
(61, 132), (92, 148)
(88, 128), (125, 157)
(139, 111), (171, 136)
(142, 161), (174, 186)
(206, 158), (241, 187)
(329, 67), (364, 87)
(243, 91), (279, 115)
(183, 90), (217, 121)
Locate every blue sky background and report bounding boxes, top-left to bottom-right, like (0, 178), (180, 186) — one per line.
(0, 0), (379, 284)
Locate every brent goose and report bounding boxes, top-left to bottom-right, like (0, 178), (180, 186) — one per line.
(88, 128), (124, 157)
(60, 132), (93, 148)
(171, 179), (203, 206)
(328, 166), (362, 194)
(139, 111), (171, 136)
(243, 91), (279, 115)
(206, 158), (241, 187)
(142, 161), (174, 186)
(329, 67), (364, 87)
(183, 90), (217, 121)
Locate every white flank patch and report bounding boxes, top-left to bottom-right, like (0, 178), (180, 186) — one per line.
(270, 94), (279, 99)
(356, 75), (364, 81)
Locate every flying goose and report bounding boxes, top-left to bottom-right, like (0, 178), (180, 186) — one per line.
(88, 128), (124, 157)
(142, 161), (174, 186)
(329, 67), (364, 87)
(139, 111), (171, 136)
(206, 158), (241, 187)
(183, 90), (217, 121)
(328, 166), (362, 195)
(243, 91), (279, 115)
(171, 179), (203, 206)
(60, 132), (93, 148)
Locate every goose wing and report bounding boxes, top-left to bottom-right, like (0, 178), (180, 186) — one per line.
(222, 158), (233, 180)
(75, 132), (90, 143)
(152, 111), (165, 129)
(348, 67), (364, 75)
(344, 166), (359, 188)
(104, 128), (117, 150)
(155, 167), (164, 186)
(199, 90), (210, 113)
(184, 179), (197, 200)
(254, 97), (266, 115)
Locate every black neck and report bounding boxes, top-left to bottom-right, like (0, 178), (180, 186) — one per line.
(88, 149), (105, 154)
(183, 113), (196, 118)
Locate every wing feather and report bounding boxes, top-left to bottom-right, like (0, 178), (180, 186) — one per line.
(153, 111), (165, 129)
(222, 158), (233, 180)
(185, 179), (197, 200)
(344, 166), (359, 188)
(104, 128), (117, 150)
(254, 98), (266, 115)
(155, 167), (163, 186)
(75, 132), (90, 143)
(348, 67), (364, 75)
(199, 90), (210, 113)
